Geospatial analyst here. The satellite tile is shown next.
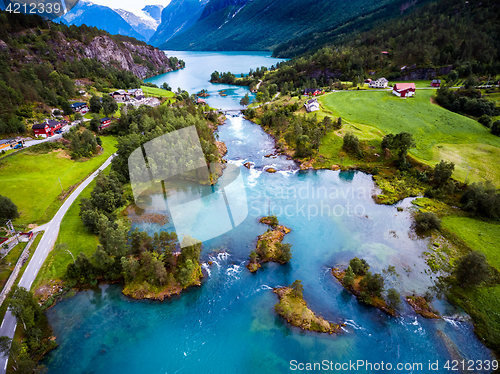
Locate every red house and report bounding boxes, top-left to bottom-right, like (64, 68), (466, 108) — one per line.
(431, 79), (441, 87)
(99, 117), (112, 130)
(32, 123), (51, 138)
(32, 120), (61, 137)
(392, 83), (416, 98)
(304, 88), (322, 96)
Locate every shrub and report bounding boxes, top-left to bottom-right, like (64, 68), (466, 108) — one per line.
(460, 182), (500, 219)
(491, 121), (500, 136)
(343, 132), (360, 155)
(433, 160), (455, 188)
(414, 211), (441, 232)
(454, 251), (490, 287)
(478, 115), (492, 128)
(386, 288), (402, 310)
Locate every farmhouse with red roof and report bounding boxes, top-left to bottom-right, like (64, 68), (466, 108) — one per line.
(392, 83), (416, 98)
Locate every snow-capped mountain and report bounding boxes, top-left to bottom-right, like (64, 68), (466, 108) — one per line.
(114, 7), (164, 41)
(59, 0), (165, 43)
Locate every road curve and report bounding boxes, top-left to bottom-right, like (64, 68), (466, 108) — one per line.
(0, 153), (115, 373)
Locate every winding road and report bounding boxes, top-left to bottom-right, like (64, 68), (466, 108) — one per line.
(0, 153), (115, 373)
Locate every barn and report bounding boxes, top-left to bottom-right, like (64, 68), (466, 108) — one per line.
(392, 83), (416, 98)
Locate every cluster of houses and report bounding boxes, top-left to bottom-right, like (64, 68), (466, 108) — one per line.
(109, 88), (160, 107)
(109, 88), (144, 102)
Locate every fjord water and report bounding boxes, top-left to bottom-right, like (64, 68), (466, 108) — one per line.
(144, 51), (287, 110)
(45, 53), (494, 373)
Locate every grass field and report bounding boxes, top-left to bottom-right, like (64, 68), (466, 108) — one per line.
(33, 166), (111, 289)
(0, 241), (27, 292)
(442, 216), (500, 269)
(318, 90), (500, 184)
(442, 215), (500, 354)
(0, 136), (117, 226)
(141, 86), (176, 98)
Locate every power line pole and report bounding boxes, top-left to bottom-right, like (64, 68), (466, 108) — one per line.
(58, 177), (63, 193)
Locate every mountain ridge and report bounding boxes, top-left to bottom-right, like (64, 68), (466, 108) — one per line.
(159, 0), (402, 51)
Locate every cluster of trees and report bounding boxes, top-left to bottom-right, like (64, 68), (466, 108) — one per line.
(250, 241), (292, 265)
(0, 286), (56, 373)
(62, 127), (100, 159)
(89, 95), (118, 117)
(249, 103), (339, 158)
(0, 195), (19, 223)
(342, 257), (401, 311)
(381, 132), (415, 165)
(108, 105), (224, 183)
(210, 71), (237, 84)
(460, 182), (500, 220)
(79, 172), (126, 234)
(435, 86), (499, 119)
(72, 170), (201, 288)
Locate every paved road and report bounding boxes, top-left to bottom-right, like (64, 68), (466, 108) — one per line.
(0, 153), (115, 373)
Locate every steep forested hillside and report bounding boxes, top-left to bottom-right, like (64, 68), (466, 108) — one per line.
(259, 0), (500, 89)
(159, 0), (403, 51)
(149, 0), (209, 47)
(0, 11), (181, 135)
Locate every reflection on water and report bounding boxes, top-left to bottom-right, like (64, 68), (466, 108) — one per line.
(45, 114), (495, 373)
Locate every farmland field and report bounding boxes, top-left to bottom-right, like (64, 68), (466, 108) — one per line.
(0, 136), (117, 226)
(318, 90), (500, 184)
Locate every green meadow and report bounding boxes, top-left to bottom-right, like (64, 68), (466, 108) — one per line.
(0, 136), (117, 226)
(141, 86), (176, 98)
(442, 216), (500, 353)
(33, 168), (108, 288)
(318, 89), (500, 184)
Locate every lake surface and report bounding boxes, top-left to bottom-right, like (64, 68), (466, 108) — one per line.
(145, 51), (286, 110)
(44, 52), (495, 373)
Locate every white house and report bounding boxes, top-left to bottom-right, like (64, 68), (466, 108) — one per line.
(128, 88), (144, 97)
(304, 99), (320, 112)
(369, 78), (389, 88)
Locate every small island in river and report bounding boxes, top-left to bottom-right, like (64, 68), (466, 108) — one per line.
(274, 280), (341, 334)
(332, 257), (399, 317)
(406, 295), (440, 319)
(247, 216), (292, 272)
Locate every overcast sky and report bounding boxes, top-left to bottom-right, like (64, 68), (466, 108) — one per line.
(85, 0), (171, 14)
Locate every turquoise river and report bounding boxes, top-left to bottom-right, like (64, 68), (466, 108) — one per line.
(44, 52), (495, 373)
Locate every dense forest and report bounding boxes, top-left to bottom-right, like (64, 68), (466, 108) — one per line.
(0, 11), (181, 136)
(263, 0), (500, 90)
(69, 102), (221, 293)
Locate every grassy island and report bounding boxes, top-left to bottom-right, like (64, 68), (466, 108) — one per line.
(247, 216), (292, 272)
(332, 257), (400, 317)
(274, 281), (341, 334)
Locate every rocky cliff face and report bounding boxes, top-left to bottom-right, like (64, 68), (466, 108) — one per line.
(83, 35), (173, 79)
(30, 30), (177, 79)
